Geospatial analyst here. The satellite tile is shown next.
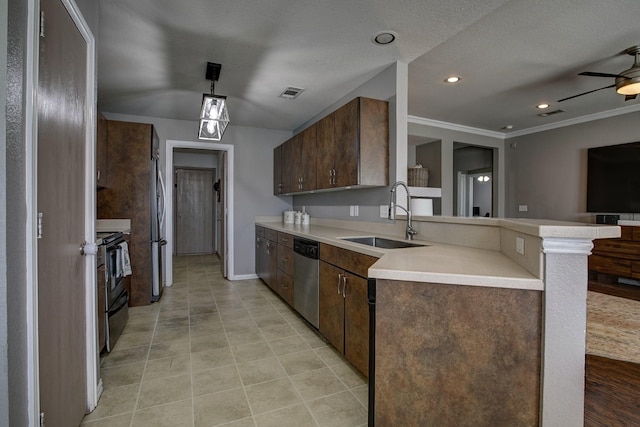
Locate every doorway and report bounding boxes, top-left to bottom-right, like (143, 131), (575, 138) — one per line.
(175, 168), (216, 255)
(165, 140), (235, 285)
(453, 144), (495, 217)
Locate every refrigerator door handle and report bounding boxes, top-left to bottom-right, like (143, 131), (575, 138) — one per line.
(158, 170), (167, 234)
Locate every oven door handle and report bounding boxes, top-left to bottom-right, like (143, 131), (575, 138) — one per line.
(109, 292), (129, 315)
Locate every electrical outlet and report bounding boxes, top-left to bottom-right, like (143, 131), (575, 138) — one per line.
(380, 205), (389, 218)
(518, 205), (528, 212)
(516, 236), (525, 255)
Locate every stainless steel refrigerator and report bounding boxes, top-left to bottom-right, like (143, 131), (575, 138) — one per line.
(151, 147), (167, 301)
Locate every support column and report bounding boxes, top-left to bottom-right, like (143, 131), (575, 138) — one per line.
(541, 238), (593, 426)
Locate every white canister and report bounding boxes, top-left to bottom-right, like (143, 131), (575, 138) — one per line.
(284, 210), (295, 224)
(294, 211), (302, 225)
(301, 213), (310, 226)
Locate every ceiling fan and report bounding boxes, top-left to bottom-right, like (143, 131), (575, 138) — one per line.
(558, 45), (640, 103)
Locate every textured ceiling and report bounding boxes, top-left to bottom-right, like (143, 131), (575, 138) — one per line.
(97, 0), (640, 134)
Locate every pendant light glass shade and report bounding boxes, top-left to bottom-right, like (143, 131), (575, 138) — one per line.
(198, 94), (229, 140)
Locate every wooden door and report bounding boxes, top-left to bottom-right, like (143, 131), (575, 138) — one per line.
(319, 261), (345, 353)
(175, 168), (215, 255)
(344, 273), (369, 377)
(37, 0), (89, 424)
(316, 113), (335, 190)
(334, 98), (359, 187)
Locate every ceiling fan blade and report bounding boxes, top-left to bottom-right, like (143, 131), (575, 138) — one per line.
(625, 94), (638, 101)
(579, 71), (626, 78)
(557, 84), (616, 102)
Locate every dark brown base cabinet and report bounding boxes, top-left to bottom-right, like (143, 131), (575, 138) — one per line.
(274, 96), (389, 195)
(255, 226), (293, 305)
(319, 243), (377, 377)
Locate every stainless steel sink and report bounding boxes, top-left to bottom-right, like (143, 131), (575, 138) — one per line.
(340, 236), (426, 249)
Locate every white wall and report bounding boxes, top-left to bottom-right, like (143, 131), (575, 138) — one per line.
(408, 121), (505, 216)
(506, 111), (640, 222)
(102, 113), (292, 276)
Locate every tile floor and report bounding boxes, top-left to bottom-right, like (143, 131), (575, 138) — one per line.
(81, 254), (368, 427)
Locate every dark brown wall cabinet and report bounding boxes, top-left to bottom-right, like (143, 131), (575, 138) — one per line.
(319, 243), (377, 377)
(274, 96), (389, 195)
(97, 119), (157, 306)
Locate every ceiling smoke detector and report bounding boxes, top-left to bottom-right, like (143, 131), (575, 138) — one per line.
(372, 31), (398, 46)
(279, 86), (305, 100)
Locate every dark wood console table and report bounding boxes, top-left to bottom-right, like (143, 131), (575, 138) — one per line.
(589, 225), (640, 301)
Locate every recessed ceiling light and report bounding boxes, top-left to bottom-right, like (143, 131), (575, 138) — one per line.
(445, 76), (461, 84)
(536, 103), (550, 109)
(372, 31), (398, 46)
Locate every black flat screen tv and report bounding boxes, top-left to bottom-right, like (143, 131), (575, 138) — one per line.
(587, 141), (640, 213)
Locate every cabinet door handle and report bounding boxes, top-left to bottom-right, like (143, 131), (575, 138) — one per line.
(337, 273), (343, 294)
(342, 274), (348, 298)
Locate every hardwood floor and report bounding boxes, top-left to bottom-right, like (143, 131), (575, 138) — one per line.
(585, 355), (640, 426)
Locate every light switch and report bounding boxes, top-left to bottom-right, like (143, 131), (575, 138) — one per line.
(380, 205), (389, 218)
(516, 236), (525, 255)
(518, 205), (528, 212)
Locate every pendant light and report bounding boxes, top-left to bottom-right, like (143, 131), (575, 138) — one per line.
(198, 62), (229, 141)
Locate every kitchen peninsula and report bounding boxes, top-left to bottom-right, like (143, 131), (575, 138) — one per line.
(255, 215), (619, 426)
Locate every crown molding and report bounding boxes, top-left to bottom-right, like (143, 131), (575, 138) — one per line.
(408, 103), (640, 140)
(407, 115), (506, 139)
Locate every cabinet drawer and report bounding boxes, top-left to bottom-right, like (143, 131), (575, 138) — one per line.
(593, 239), (640, 259)
(255, 225), (265, 237)
(278, 232), (294, 248)
(277, 244), (294, 276)
(277, 270), (294, 307)
(265, 228), (278, 242)
(589, 253), (632, 277)
(320, 243), (378, 277)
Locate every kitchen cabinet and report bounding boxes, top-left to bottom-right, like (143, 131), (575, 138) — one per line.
(96, 113), (109, 188)
(274, 232), (295, 305)
(274, 96), (388, 195)
(319, 243), (377, 377)
(273, 144), (283, 195)
(284, 124), (317, 193)
(97, 120), (155, 306)
(255, 226), (277, 289)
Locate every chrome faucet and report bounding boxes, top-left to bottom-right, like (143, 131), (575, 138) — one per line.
(388, 181), (418, 240)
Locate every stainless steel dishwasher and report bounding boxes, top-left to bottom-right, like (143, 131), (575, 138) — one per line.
(293, 238), (319, 328)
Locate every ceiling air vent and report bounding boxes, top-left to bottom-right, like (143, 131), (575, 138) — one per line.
(279, 86), (305, 99)
(538, 109), (565, 118)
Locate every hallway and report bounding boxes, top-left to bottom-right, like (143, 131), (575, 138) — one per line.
(82, 255), (368, 426)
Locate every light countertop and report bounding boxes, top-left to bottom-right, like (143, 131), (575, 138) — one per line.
(256, 217), (619, 291)
(256, 221), (545, 291)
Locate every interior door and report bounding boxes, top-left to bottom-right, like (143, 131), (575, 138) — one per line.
(175, 168), (215, 255)
(37, 0), (89, 424)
